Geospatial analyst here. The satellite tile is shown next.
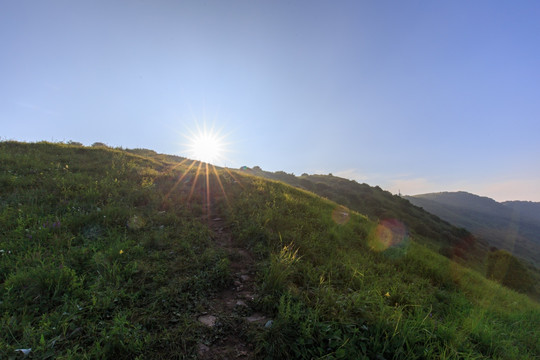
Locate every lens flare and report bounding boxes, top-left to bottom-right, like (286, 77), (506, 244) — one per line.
(170, 122), (236, 220)
(368, 219), (408, 252)
(184, 123), (230, 165)
(189, 132), (223, 164)
(332, 206), (350, 225)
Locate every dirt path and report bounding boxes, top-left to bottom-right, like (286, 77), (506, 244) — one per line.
(197, 212), (268, 359)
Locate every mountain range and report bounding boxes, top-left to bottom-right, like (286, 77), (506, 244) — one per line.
(404, 192), (540, 268)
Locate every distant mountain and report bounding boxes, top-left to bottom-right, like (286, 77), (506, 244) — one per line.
(405, 192), (540, 267)
(503, 200), (540, 224)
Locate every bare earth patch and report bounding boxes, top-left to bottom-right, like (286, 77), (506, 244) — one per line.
(197, 214), (268, 359)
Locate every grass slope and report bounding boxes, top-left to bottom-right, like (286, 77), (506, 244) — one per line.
(239, 168), (488, 268)
(1, 142), (539, 359)
(241, 168), (540, 299)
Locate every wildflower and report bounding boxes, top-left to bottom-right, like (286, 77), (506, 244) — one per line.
(119, 249), (124, 255)
(384, 292), (390, 297)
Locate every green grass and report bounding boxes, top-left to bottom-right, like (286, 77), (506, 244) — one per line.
(1, 141), (539, 359)
(224, 171), (539, 359)
(0, 142), (231, 358)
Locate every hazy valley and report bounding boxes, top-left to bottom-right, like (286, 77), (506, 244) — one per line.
(404, 192), (540, 268)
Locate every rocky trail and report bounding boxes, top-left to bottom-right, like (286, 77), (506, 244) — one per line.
(196, 211), (269, 359)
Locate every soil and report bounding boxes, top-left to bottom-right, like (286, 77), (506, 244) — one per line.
(197, 212), (268, 360)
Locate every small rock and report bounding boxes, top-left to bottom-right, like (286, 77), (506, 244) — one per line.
(241, 293), (255, 301)
(198, 343), (210, 355)
(240, 274), (250, 282)
(246, 313), (266, 323)
(235, 300), (247, 307)
(237, 350), (248, 357)
(198, 315), (217, 327)
(264, 320), (273, 328)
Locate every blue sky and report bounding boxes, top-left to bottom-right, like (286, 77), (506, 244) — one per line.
(1, 1), (539, 201)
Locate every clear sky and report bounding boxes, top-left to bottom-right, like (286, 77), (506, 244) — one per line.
(1, 1), (539, 201)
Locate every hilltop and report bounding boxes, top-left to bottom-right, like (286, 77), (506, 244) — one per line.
(1, 141), (539, 359)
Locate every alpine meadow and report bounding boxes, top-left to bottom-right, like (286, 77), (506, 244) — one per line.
(1, 141), (538, 359)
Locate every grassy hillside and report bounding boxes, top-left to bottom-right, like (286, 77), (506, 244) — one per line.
(239, 168), (489, 268)
(1, 141), (539, 359)
(239, 169), (539, 301)
(405, 192), (540, 268)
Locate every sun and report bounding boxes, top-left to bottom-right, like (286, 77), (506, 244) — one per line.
(185, 124), (228, 165)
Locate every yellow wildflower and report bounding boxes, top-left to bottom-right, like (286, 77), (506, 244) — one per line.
(384, 292), (390, 297)
(119, 249), (124, 255)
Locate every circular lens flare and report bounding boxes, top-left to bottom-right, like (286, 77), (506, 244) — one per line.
(368, 219), (408, 252)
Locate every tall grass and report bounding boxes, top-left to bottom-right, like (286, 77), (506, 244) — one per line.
(0, 141), (230, 358)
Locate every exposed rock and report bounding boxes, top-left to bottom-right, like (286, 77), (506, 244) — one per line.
(198, 315), (217, 327)
(235, 300), (247, 307)
(197, 343), (210, 356)
(246, 313), (267, 324)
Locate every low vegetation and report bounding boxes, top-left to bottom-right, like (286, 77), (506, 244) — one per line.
(240, 168), (489, 267)
(242, 167), (540, 300)
(1, 141), (538, 359)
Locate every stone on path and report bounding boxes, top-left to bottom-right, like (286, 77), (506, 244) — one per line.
(246, 313), (267, 324)
(198, 315), (217, 327)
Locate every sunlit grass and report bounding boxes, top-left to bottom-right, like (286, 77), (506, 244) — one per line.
(225, 173), (540, 359)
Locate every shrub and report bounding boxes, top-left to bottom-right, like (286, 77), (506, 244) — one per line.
(3, 265), (83, 314)
(486, 250), (534, 293)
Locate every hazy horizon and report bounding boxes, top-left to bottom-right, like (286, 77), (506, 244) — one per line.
(2, 1), (539, 202)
